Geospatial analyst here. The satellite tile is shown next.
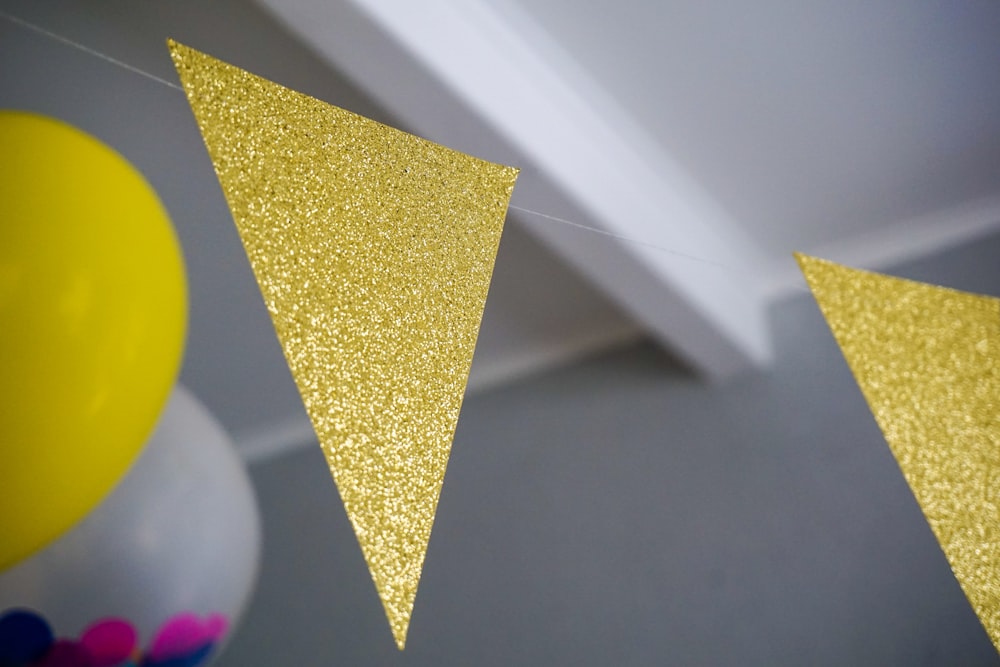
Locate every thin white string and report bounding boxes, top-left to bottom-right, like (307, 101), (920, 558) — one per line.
(1, 9), (807, 291)
(0, 9), (183, 91)
(508, 204), (729, 268)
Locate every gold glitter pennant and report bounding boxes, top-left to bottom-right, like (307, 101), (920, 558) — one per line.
(797, 253), (1000, 652)
(169, 41), (518, 649)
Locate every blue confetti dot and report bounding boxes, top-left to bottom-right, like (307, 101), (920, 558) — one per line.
(0, 608), (54, 665)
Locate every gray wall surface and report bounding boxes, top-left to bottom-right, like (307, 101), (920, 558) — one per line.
(219, 234), (1000, 666)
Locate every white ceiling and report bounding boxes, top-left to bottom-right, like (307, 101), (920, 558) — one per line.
(259, 0), (1000, 378)
(514, 0), (1000, 254)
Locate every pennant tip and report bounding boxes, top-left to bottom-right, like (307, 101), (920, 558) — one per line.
(793, 252), (830, 293)
(166, 38), (195, 63)
(390, 619), (408, 651)
(792, 251), (815, 269)
(381, 593), (414, 650)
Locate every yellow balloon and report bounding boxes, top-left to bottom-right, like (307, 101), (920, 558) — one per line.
(0, 111), (187, 570)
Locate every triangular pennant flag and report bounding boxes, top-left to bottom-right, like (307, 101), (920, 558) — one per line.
(797, 253), (1000, 651)
(169, 41), (518, 648)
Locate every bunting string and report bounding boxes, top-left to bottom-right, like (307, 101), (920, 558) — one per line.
(0, 7), (807, 292)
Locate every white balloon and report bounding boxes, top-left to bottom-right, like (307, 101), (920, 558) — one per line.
(0, 385), (261, 649)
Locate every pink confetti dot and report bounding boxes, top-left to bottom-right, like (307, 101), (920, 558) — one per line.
(32, 640), (93, 667)
(147, 612), (228, 662)
(79, 618), (137, 667)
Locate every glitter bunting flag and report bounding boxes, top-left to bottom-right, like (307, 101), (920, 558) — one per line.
(169, 41), (518, 649)
(797, 254), (1000, 652)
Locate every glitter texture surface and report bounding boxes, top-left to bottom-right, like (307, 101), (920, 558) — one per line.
(798, 254), (1000, 652)
(169, 41), (518, 649)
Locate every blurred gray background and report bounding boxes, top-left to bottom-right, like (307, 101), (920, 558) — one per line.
(2, 1), (1000, 664)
